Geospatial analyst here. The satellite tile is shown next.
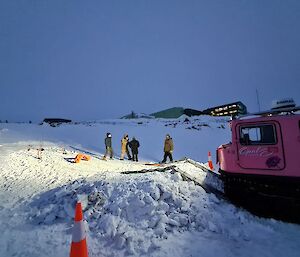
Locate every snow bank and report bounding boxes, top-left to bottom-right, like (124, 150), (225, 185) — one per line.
(26, 170), (277, 256)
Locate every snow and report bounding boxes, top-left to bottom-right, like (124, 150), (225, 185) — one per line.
(0, 117), (300, 257)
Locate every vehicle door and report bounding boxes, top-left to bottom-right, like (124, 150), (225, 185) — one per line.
(236, 122), (285, 170)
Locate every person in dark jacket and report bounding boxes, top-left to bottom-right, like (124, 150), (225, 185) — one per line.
(128, 137), (140, 162)
(102, 132), (114, 160)
(162, 134), (174, 163)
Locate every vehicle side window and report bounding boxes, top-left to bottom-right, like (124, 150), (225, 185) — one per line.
(240, 124), (276, 145)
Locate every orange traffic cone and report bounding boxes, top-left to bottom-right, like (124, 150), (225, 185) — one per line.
(70, 202), (88, 257)
(208, 151), (214, 170)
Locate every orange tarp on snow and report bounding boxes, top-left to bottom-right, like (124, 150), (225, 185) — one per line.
(74, 154), (91, 163)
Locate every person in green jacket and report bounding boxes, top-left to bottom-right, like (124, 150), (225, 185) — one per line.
(102, 132), (113, 160)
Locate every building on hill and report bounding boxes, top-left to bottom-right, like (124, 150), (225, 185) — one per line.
(121, 111), (137, 119)
(121, 108), (185, 119)
(41, 118), (72, 127)
(121, 111), (154, 119)
(183, 102), (247, 118)
(150, 107), (184, 119)
(202, 101), (247, 117)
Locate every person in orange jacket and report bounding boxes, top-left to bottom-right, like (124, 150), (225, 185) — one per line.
(120, 134), (132, 160)
(161, 134), (174, 163)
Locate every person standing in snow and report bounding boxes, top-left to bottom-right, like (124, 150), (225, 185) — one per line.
(162, 134), (174, 163)
(102, 132), (114, 160)
(120, 134), (132, 160)
(128, 137), (140, 162)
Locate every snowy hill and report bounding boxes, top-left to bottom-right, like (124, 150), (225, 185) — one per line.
(0, 117), (300, 257)
(0, 116), (230, 163)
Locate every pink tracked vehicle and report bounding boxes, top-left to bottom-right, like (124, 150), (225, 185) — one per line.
(217, 99), (300, 198)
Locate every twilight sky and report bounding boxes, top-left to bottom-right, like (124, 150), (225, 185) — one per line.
(0, 0), (300, 122)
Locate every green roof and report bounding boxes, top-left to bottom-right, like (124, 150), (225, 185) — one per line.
(150, 107), (184, 118)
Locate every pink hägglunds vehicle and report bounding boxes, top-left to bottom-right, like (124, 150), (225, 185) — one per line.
(217, 98), (300, 199)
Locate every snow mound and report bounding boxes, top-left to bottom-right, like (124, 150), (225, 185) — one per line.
(27, 172), (255, 255)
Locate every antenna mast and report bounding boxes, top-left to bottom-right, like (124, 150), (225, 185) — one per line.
(256, 89), (261, 112)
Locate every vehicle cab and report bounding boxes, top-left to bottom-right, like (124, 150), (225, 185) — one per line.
(217, 99), (300, 197)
